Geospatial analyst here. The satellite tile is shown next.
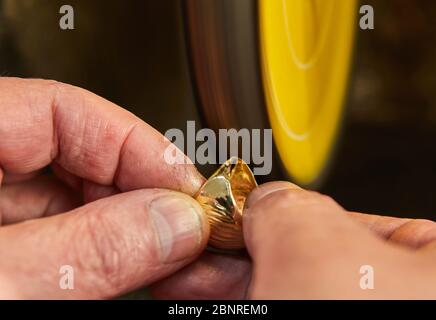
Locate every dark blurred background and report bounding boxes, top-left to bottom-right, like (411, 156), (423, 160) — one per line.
(0, 0), (435, 219)
(322, 0), (436, 218)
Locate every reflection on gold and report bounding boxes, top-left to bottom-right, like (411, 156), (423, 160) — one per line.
(195, 157), (258, 250)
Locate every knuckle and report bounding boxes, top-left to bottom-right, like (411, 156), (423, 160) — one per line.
(414, 219), (436, 227)
(398, 219), (436, 247)
(397, 219), (436, 235)
(47, 79), (72, 95)
(46, 79), (63, 90)
(311, 192), (341, 208)
(45, 79), (67, 105)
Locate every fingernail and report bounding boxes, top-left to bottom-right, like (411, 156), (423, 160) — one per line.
(245, 181), (301, 210)
(149, 194), (204, 263)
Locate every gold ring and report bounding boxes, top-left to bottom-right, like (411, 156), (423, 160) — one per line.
(195, 157), (258, 250)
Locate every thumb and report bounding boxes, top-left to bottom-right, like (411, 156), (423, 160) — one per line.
(0, 189), (209, 299)
(242, 182), (380, 298)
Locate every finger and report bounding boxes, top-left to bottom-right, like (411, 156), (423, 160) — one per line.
(51, 162), (82, 193)
(242, 181), (398, 299)
(150, 252), (251, 300)
(150, 187), (436, 300)
(147, 183), (302, 300)
(2, 170), (43, 184)
(52, 163), (121, 203)
(243, 181), (361, 258)
(349, 211), (436, 249)
(248, 181), (436, 250)
(243, 180), (302, 204)
(0, 175), (81, 225)
(0, 77), (204, 196)
(348, 211), (410, 239)
(149, 181), (342, 301)
(0, 168), (3, 224)
(82, 180), (120, 203)
(0, 188), (209, 299)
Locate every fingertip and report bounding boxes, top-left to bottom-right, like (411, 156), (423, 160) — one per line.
(185, 167), (206, 197)
(245, 181), (301, 210)
(147, 191), (210, 264)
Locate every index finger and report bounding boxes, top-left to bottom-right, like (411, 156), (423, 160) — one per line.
(349, 212), (436, 249)
(0, 77), (204, 195)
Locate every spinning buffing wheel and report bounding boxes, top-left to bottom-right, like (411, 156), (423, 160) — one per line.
(185, 0), (357, 186)
(0, 0), (356, 187)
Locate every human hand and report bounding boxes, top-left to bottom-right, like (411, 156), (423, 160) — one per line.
(0, 77), (210, 299)
(152, 181), (436, 299)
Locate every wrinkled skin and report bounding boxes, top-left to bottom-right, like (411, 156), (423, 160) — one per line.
(1, 78), (436, 299)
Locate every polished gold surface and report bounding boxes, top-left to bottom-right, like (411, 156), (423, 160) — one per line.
(195, 157), (258, 250)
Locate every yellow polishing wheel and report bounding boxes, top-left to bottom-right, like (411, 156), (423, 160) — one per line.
(260, 0), (357, 185)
